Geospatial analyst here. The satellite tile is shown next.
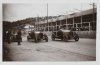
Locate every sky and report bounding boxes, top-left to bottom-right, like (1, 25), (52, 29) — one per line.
(3, 2), (96, 22)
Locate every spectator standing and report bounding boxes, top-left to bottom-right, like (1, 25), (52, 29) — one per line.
(6, 30), (11, 44)
(17, 29), (22, 45)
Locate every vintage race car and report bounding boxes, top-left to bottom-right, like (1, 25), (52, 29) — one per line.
(27, 31), (48, 43)
(51, 29), (79, 41)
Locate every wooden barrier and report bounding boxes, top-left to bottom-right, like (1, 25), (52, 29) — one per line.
(44, 31), (96, 39)
(75, 31), (96, 38)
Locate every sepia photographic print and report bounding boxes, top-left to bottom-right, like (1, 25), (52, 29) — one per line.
(3, 2), (96, 61)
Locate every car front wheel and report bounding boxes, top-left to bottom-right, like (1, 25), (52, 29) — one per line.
(35, 38), (38, 43)
(63, 36), (68, 42)
(45, 37), (48, 42)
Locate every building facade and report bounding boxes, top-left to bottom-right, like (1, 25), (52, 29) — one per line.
(34, 8), (97, 32)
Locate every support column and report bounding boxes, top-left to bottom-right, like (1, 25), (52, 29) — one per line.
(66, 17), (68, 29)
(81, 15), (82, 28)
(60, 20), (61, 29)
(66, 11), (68, 30)
(73, 17), (75, 28)
(89, 22), (91, 31)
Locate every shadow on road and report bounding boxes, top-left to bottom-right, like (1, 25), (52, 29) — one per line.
(51, 39), (78, 43)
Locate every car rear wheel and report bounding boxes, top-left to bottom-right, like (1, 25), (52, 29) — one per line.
(27, 36), (29, 41)
(43, 35), (48, 42)
(74, 35), (79, 41)
(51, 35), (55, 41)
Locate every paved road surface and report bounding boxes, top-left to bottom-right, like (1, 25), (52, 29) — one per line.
(3, 36), (96, 61)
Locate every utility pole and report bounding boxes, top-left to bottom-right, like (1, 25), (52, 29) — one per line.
(47, 3), (49, 31)
(34, 18), (37, 30)
(36, 16), (38, 31)
(66, 11), (68, 30)
(36, 14), (39, 31)
(93, 3), (95, 30)
(89, 3), (96, 31)
(93, 3), (95, 23)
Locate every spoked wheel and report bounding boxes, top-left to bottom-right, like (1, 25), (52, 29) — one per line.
(35, 38), (38, 43)
(45, 37), (48, 42)
(74, 35), (79, 41)
(51, 35), (55, 41)
(43, 35), (48, 42)
(27, 37), (29, 41)
(63, 36), (68, 42)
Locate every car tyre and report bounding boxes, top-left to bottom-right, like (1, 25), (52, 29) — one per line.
(35, 38), (38, 43)
(27, 36), (29, 41)
(51, 35), (55, 41)
(45, 37), (48, 42)
(63, 36), (68, 42)
(74, 35), (79, 41)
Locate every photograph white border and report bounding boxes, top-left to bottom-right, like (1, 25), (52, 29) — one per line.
(1, 0), (100, 65)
